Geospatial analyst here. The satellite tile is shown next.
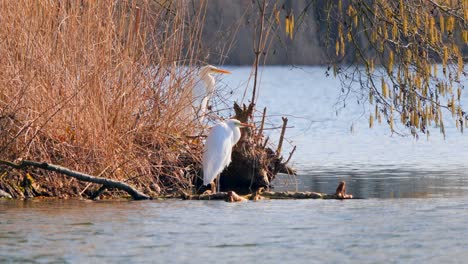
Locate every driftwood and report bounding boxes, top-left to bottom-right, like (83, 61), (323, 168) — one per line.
(0, 159), (150, 200)
(260, 191), (353, 199)
(335, 181), (353, 199)
(181, 191), (232, 201)
(0, 189), (12, 199)
(182, 191), (353, 202)
(90, 185), (109, 200)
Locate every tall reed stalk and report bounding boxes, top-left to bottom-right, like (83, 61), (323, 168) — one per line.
(0, 0), (210, 196)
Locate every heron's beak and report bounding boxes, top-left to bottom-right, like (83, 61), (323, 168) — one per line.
(211, 68), (231, 74)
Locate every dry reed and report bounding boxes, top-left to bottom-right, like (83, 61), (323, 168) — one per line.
(0, 0), (212, 197)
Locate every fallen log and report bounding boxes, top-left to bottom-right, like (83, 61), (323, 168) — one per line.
(261, 191), (353, 200)
(181, 191), (248, 202)
(182, 189), (354, 202)
(182, 191), (230, 201)
(0, 159), (150, 200)
(183, 190), (254, 200)
(260, 191), (324, 199)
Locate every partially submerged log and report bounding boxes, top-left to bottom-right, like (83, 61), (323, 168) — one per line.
(0, 159), (150, 200)
(182, 190), (354, 202)
(335, 181), (353, 199)
(260, 191), (324, 199)
(181, 191), (231, 200)
(260, 191), (352, 200)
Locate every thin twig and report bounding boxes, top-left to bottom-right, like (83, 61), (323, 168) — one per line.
(250, 0), (267, 106)
(285, 145), (296, 165)
(258, 107), (267, 138)
(276, 117), (288, 156)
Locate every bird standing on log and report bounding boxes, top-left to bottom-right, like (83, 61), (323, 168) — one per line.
(192, 65), (231, 123)
(203, 119), (251, 193)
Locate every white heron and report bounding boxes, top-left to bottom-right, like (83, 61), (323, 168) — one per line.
(192, 65), (231, 122)
(203, 119), (251, 193)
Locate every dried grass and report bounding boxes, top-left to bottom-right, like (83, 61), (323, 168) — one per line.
(0, 0), (211, 197)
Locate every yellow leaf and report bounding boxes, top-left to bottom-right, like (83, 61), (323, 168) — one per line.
(335, 40), (340, 56)
(381, 78), (388, 98)
(340, 36), (345, 57)
(403, 17), (408, 36)
(289, 13), (294, 39)
(388, 51), (394, 73)
(439, 15), (445, 33)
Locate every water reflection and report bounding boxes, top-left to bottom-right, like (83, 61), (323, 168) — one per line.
(273, 167), (468, 198)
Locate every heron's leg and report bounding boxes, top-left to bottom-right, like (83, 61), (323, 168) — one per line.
(210, 181), (216, 193)
(216, 174), (220, 193)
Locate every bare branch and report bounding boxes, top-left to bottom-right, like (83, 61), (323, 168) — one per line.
(0, 159), (150, 200)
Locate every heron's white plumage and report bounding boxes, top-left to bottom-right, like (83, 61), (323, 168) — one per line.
(191, 65), (230, 122)
(203, 119), (243, 186)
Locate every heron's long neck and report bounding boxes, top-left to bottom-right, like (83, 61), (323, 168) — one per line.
(232, 127), (241, 145)
(201, 73), (215, 95)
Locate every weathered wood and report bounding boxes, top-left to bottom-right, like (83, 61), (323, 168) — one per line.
(258, 107), (267, 140)
(285, 146), (296, 165)
(182, 187), (354, 202)
(226, 191), (248, 202)
(233, 103), (254, 123)
(0, 189), (12, 199)
(182, 191), (248, 202)
(276, 117), (288, 156)
(0, 159), (150, 200)
(334, 181), (353, 199)
(261, 191), (324, 199)
(91, 185), (108, 200)
(181, 191), (230, 200)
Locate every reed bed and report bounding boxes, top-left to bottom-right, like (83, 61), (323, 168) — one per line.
(0, 0), (211, 197)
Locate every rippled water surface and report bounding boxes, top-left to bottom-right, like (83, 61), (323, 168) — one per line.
(1, 66), (468, 263)
(1, 198), (468, 263)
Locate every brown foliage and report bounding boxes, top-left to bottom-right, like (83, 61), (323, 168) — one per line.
(0, 1), (211, 197)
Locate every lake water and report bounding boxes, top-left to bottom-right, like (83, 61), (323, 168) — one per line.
(1, 66), (468, 263)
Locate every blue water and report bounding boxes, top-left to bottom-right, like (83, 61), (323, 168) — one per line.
(1, 198), (468, 263)
(220, 66), (468, 171)
(1, 66), (468, 263)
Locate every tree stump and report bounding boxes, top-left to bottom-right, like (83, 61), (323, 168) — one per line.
(218, 103), (291, 194)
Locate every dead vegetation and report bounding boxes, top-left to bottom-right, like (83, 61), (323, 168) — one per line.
(0, 1), (213, 198)
(0, 1), (295, 200)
